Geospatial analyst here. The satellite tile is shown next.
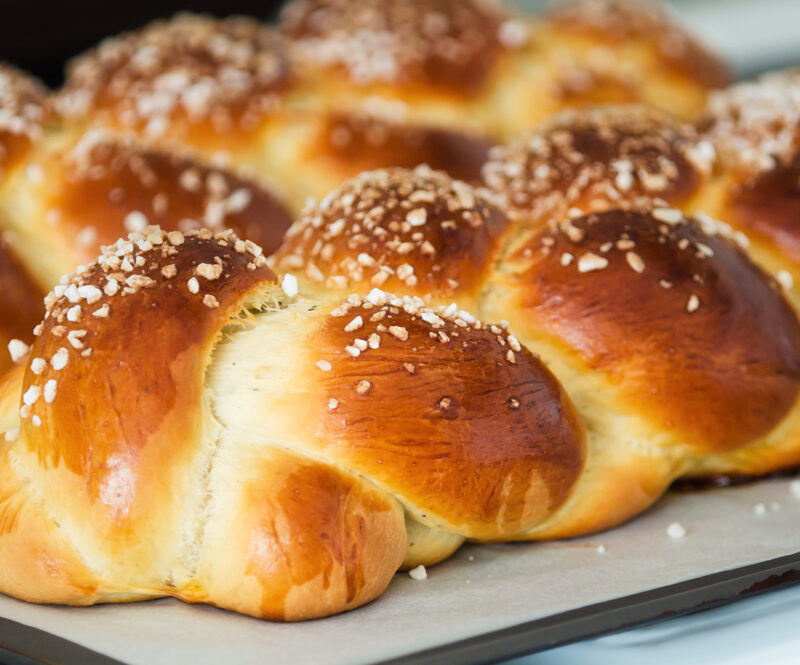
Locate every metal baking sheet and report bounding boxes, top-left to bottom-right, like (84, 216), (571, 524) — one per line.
(1, 478), (799, 665)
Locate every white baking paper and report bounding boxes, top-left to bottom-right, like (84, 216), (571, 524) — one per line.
(2, 478), (799, 665)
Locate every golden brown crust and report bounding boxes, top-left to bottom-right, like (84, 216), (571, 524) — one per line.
(56, 14), (291, 143)
(0, 235), (45, 374)
(501, 207), (800, 452)
(273, 165), (508, 302)
(544, 0), (730, 90)
(16, 228), (275, 588)
(1, 224), (415, 621)
(0, 370), (111, 605)
(299, 292), (586, 539)
(190, 448), (406, 621)
(312, 112), (492, 184)
(280, 0), (525, 96)
(483, 106), (713, 228)
(0, 227), (287, 612)
(48, 133), (293, 266)
(23, 227), (274, 484)
(0, 64), (48, 178)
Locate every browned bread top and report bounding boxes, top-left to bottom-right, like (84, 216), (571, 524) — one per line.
(483, 105), (714, 227)
(544, 0), (730, 89)
(280, 0), (527, 95)
(502, 207), (800, 452)
(0, 235), (45, 373)
(701, 69), (800, 179)
(23, 227), (274, 488)
(2, 221), (586, 616)
(310, 112), (492, 183)
(273, 165), (508, 302)
(47, 133), (293, 266)
(56, 14), (291, 141)
(297, 290), (586, 538)
(699, 70), (800, 265)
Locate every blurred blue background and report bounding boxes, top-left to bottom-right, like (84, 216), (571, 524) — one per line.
(512, 0), (800, 77)
(509, 581), (800, 664)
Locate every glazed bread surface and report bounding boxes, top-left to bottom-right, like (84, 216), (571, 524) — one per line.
(0, 65), (51, 357)
(0, 131), (293, 291)
(0, 235), (44, 375)
(55, 14), (292, 159)
(0, 64), (49, 180)
(280, 0), (528, 132)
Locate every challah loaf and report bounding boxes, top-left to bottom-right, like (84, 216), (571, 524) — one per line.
(273, 165), (800, 536)
(0, 225), (585, 620)
(0, 0), (796, 627)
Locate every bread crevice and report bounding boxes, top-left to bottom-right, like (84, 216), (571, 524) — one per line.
(175, 284), (288, 583)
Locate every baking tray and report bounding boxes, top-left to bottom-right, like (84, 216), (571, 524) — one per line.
(1, 477), (799, 665)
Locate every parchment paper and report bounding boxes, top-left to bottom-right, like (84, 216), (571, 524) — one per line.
(2, 478), (799, 665)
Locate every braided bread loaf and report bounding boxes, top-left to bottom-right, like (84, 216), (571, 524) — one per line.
(4, 158), (799, 620)
(1, 0), (798, 626)
(0, 225), (584, 620)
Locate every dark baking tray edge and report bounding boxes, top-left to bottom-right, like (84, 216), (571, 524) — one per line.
(0, 618), (124, 665)
(2, 550), (800, 665)
(377, 549), (800, 665)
